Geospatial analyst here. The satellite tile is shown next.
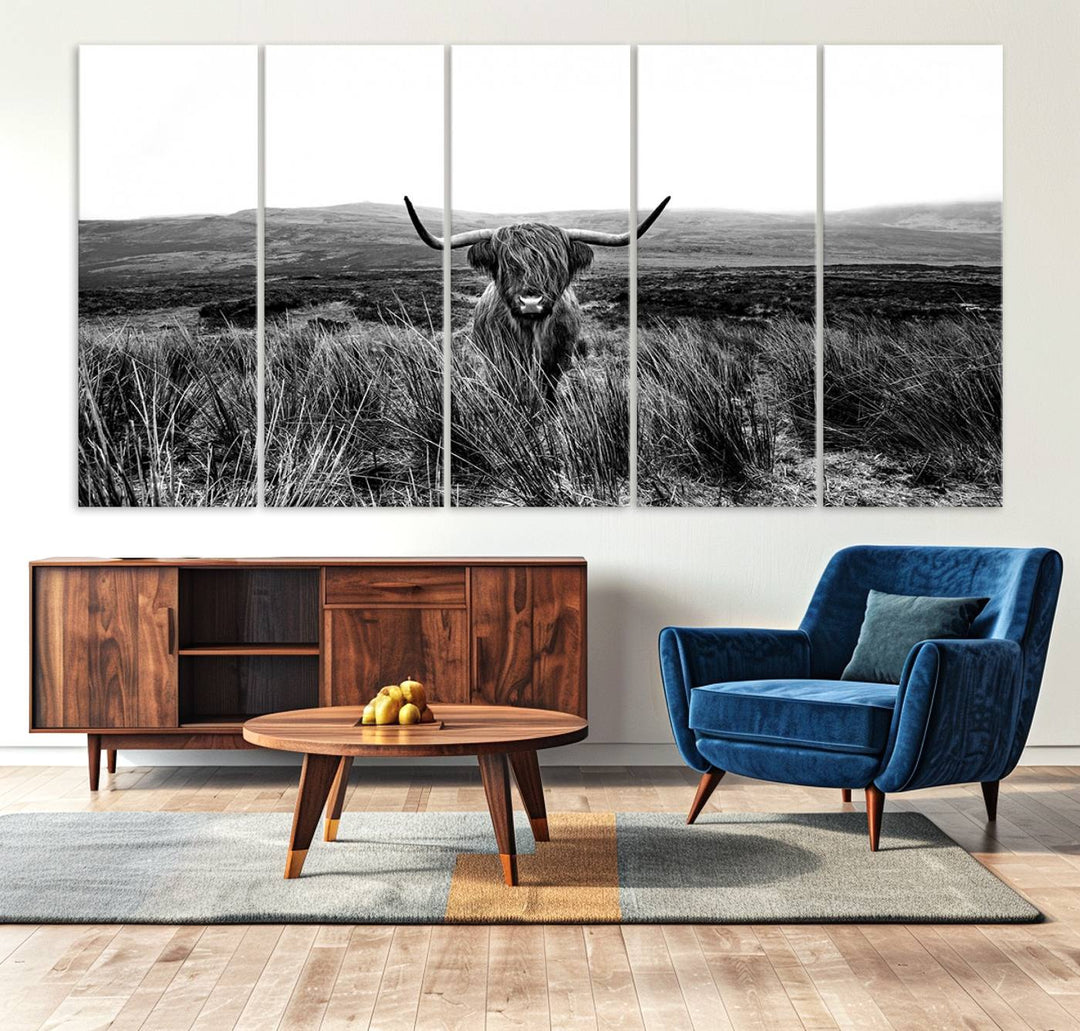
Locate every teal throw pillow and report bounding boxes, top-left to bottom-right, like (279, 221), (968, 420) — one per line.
(841, 590), (989, 684)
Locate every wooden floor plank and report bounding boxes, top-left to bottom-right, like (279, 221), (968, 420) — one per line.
(585, 925), (646, 1031)
(319, 925), (395, 1029)
(365, 925), (432, 1031)
(622, 925), (695, 1031)
(545, 925), (600, 1030)
(415, 925), (489, 1031)
(487, 925), (550, 1030)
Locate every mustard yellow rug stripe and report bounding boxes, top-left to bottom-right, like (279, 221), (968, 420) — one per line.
(444, 812), (621, 923)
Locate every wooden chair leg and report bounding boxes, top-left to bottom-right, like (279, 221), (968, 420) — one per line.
(87, 734), (101, 791)
(981, 780), (999, 821)
(106, 749), (117, 775)
(866, 785), (885, 852)
(841, 789), (851, 803)
(687, 768), (725, 825)
(324, 756), (354, 842)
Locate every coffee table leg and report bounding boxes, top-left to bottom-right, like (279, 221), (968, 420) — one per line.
(509, 750), (549, 842)
(324, 756), (354, 842)
(478, 752), (518, 886)
(285, 753), (340, 879)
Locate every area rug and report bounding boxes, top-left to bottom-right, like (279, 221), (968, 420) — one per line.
(0, 811), (1039, 924)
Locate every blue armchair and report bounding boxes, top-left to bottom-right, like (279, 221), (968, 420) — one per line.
(660, 546), (1063, 850)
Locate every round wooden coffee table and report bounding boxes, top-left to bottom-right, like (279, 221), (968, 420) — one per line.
(243, 704), (588, 885)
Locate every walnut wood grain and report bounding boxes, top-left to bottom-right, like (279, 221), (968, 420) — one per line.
(87, 734), (101, 792)
(471, 566), (534, 707)
(324, 756), (354, 842)
(285, 753), (341, 878)
(687, 768), (725, 824)
(509, 750), (549, 842)
(34, 567), (177, 731)
(106, 749), (116, 774)
(531, 566), (586, 717)
(326, 608), (468, 707)
(33, 557), (585, 567)
(243, 704), (588, 758)
(33, 567), (91, 728)
(866, 784), (886, 851)
(325, 566), (466, 607)
(98, 732), (260, 749)
(478, 752), (518, 886)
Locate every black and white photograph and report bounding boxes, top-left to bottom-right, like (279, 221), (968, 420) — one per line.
(446, 45), (632, 507)
(78, 46), (257, 506)
(637, 46), (817, 507)
(264, 45), (444, 506)
(824, 45), (1003, 507)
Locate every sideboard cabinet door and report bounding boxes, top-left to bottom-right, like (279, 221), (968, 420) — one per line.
(470, 565), (586, 716)
(325, 608), (469, 707)
(33, 567), (178, 728)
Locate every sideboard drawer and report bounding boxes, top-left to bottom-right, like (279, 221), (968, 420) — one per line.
(325, 566), (467, 607)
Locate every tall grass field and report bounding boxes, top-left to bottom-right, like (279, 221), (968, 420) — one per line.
(78, 321), (256, 507)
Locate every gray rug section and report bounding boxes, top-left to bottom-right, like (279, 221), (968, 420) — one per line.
(616, 812), (1040, 923)
(0, 811), (535, 924)
(0, 810), (1038, 924)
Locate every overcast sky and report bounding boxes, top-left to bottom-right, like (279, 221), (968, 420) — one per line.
(80, 46), (256, 220)
(453, 46), (629, 213)
(639, 46), (816, 213)
(826, 45), (1002, 210)
(267, 46), (442, 210)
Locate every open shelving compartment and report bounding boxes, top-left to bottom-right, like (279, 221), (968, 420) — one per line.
(177, 567), (321, 727)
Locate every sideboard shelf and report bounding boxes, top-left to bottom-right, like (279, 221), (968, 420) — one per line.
(30, 557), (587, 789)
(177, 644), (321, 656)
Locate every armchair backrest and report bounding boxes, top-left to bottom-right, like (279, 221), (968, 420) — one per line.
(801, 546), (1063, 771)
(801, 544), (1062, 677)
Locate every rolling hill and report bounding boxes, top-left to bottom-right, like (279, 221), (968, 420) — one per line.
(78, 199), (1002, 289)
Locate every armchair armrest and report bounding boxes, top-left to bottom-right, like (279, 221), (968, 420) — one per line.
(876, 637), (1024, 793)
(659, 627), (811, 772)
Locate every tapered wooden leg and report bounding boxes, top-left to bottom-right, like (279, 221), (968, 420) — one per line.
(509, 750), (548, 842)
(478, 752), (517, 886)
(284, 753), (341, 879)
(87, 734), (101, 791)
(324, 756), (354, 841)
(841, 789), (852, 803)
(981, 780), (1000, 821)
(687, 768), (725, 824)
(106, 749), (117, 775)
(866, 784), (885, 852)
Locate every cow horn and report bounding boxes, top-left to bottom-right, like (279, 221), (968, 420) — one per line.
(564, 196), (671, 246)
(404, 196), (494, 249)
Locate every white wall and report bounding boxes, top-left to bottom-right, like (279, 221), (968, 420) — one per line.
(2, 0), (1078, 766)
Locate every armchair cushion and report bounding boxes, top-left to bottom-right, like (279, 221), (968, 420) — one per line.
(841, 590), (989, 684)
(690, 679), (897, 756)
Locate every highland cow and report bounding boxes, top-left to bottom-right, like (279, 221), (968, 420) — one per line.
(404, 196), (670, 401)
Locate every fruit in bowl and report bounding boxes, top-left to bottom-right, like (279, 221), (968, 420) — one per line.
(359, 678), (436, 727)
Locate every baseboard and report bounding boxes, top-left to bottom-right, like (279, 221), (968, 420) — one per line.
(1, 742), (1077, 767)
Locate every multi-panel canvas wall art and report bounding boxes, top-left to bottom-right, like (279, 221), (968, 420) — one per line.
(265, 46), (444, 506)
(77, 44), (1004, 510)
(824, 45), (1003, 507)
(447, 45), (632, 507)
(78, 46), (257, 506)
(638, 46), (817, 506)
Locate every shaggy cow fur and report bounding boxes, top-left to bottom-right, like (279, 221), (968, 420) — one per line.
(467, 223), (594, 402)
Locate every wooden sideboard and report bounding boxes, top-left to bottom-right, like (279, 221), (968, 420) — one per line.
(30, 558), (586, 788)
